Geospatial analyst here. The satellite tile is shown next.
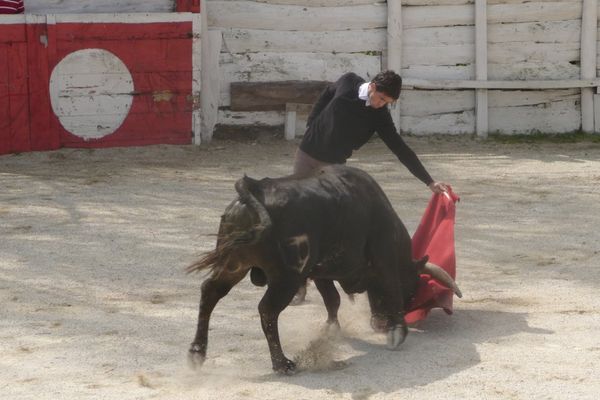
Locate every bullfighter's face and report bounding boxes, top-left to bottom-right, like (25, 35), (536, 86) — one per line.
(368, 83), (396, 109)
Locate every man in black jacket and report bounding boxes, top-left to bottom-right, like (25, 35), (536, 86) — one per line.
(291, 70), (449, 304)
(294, 70), (448, 193)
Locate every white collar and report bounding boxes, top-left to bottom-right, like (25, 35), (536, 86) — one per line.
(358, 82), (370, 106)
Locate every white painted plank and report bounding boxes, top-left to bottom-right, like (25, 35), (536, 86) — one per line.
(401, 111), (475, 135)
(489, 20), (580, 44)
(25, 0), (175, 14)
(488, 62), (579, 80)
(581, 0), (597, 133)
(51, 95), (134, 116)
(488, 42), (580, 64)
(403, 44), (474, 66)
(488, 2), (582, 24)
(192, 12), (202, 145)
(403, 78), (600, 89)
(219, 52), (381, 105)
(387, 0), (402, 130)
(475, 0), (488, 138)
(402, 65), (475, 80)
(250, 0), (378, 5)
(489, 97), (580, 134)
(221, 28), (385, 53)
(201, 29), (223, 143)
(400, 90), (474, 117)
(207, 1), (386, 31)
(489, 89), (579, 108)
(402, 2), (581, 29)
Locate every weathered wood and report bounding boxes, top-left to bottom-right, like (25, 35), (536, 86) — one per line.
(219, 52), (380, 105)
(220, 28), (385, 53)
(25, 0), (175, 14)
(252, 0), (377, 5)
(404, 78), (600, 90)
(581, 0), (598, 133)
(475, 0), (488, 138)
(230, 80), (329, 111)
(192, 12), (201, 144)
(207, 1), (386, 31)
(387, 0), (402, 130)
(201, 29), (223, 143)
(489, 96), (579, 133)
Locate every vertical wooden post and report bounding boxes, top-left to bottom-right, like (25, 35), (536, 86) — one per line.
(581, 0), (597, 133)
(387, 0), (402, 131)
(200, 3), (222, 143)
(192, 12), (202, 144)
(475, 0), (488, 138)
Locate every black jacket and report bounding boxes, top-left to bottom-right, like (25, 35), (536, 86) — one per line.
(299, 72), (433, 185)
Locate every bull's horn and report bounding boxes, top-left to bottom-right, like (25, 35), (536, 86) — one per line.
(421, 263), (463, 298)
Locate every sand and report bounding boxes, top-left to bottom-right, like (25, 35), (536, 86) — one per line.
(1, 136), (599, 400)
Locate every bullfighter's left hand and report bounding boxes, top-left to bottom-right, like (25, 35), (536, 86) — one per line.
(428, 181), (450, 194)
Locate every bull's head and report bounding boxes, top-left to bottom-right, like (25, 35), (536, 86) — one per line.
(368, 256), (462, 349)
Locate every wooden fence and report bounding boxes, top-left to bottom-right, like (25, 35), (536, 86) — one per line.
(203, 0), (600, 139)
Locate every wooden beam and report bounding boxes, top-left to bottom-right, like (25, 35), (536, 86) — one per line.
(580, 0), (597, 133)
(230, 80), (329, 111)
(403, 78), (600, 90)
(475, 0), (488, 138)
(387, 0), (402, 131)
(200, 26), (222, 143)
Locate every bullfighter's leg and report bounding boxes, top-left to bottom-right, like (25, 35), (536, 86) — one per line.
(258, 275), (302, 374)
(313, 279), (340, 329)
(188, 271), (246, 368)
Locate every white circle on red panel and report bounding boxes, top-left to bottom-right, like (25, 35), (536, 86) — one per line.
(49, 49), (134, 140)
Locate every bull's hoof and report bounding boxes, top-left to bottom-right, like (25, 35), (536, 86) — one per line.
(386, 324), (408, 350)
(273, 358), (297, 375)
(322, 320), (341, 336)
(187, 344), (206, 370)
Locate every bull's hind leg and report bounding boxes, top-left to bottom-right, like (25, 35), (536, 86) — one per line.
(314, 279), (341, 330)
(258, 275), (302, 374)
(188, 270), (246, 369)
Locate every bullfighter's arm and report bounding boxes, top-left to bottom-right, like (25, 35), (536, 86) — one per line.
(375, 111), (434, 186)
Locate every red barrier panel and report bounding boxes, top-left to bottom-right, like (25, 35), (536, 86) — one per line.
(1, 14), (194, 155)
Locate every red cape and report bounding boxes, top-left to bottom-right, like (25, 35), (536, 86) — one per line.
(406, 188), (460, 324)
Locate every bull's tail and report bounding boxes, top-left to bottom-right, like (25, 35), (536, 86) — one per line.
(186, 176), (272, 275)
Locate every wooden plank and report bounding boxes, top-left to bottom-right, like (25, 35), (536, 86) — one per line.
(54, 21), (193, 41)
(26, 20), (57, 152)
(24, 0), (175, 14)
(7, 41), (31, 155)
(402, 2), (581, 29)
(220, 28), (386, 53)
(207, 1), (386, 31)
(192, 12), (201, 144)
(581, 0), (598, 133)
(387, 0), (402, 130)
(200, 29), (223, 143)
(403, 78), (600, 90)
(401, 112), (475, 135)
(475, 0), (488, 138)
(57, 38), (193, 73)
(219, 52), (380, 105)
(489, 97), (579, 134)
(252, 0), (378, 5)
(230, 80), (329, 111)
(0, 44), (10, 155)
(488, 62), (579, 80)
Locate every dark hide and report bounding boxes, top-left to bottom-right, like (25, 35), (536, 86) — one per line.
(187, 165), (457, 374)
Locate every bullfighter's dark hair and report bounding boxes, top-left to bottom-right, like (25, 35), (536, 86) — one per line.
(371, 70), (402, 100)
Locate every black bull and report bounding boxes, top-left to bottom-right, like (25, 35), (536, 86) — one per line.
(187, 165), (462, 374)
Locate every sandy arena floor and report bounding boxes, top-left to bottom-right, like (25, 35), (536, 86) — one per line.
(1, 136), (599, 400)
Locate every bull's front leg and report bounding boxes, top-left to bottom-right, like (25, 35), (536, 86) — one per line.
(258, 276), (301, 374)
